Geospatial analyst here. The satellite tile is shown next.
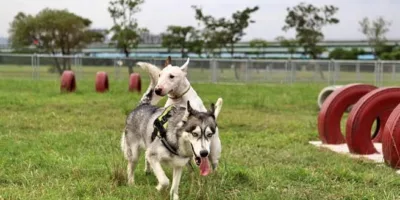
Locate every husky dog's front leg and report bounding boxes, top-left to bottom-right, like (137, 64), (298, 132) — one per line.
(209, 131), (222, 170)
(146, 154), (169, 191)
(170, 166), (183, 200)
(144, 158), (151, 175)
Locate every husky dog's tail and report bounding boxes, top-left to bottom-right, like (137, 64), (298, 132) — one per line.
(136, 62), (162, 105)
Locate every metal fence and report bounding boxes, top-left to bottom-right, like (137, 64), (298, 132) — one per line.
(1, 53), (400, 86)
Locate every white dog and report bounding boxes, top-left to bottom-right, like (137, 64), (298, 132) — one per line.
(137, 57), (223, 171)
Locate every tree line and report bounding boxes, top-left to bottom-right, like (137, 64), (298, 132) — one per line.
(7, 0), (398, 75)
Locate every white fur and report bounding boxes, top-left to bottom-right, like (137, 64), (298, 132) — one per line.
(137, 59), (224, 170)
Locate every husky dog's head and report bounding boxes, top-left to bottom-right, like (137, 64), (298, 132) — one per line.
(179, 99), (222, 176)
(154, 56), (189, 96)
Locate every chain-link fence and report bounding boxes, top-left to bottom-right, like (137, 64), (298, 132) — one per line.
(1, 53), (400, 86)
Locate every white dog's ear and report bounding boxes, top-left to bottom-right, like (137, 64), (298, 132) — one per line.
(164, 56), (172, 68)
(213, 98), (223, 119)
(180, 58), (190, 73)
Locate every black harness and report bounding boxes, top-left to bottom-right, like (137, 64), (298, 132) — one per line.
(151, 106), (185, 157)
(150, 106), (195, 170)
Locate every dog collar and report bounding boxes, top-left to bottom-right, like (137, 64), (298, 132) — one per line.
(168, 86), (191, 100)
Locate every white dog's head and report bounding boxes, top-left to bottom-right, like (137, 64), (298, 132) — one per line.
(179, 98), (223, 176)
(154, 56), (189, 96)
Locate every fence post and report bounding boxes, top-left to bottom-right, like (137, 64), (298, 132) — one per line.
(74, 55), (79, 80)
(333, 59), (337, 85)
(31, 54), (35, 80)
(392, 63), (396, 80)
(284, 59), (288, 83)
(355, 61), (360, 81)
(289, 58), (295, 84)
(31, 53), (39, 80)
(37, 55), (40, 80)
(113, 57), (118, 81)
(210, 59), (217, 83)
(327, 59), (332, 85)
(374, 60), (380, 86)
(379, 59), (383, 86)
(245, 58), (250, 83)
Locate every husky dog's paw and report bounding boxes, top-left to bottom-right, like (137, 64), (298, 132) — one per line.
(170, 193), (179, 200)
(212, 162), (218, 170)
(128, 178), (135, 185)
(156, 180), (169, 191)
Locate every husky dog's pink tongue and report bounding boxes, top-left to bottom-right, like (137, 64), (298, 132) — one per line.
(200, 157), (211, 176)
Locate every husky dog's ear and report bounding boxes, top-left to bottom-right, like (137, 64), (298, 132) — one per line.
(213, 98), (223, 119)
(187, 100), (193, 115)
(182, 100), (197, 121)
(164, 56), (172, 67)
(180, 58), (190, 74)
(208, 103), (216, 118)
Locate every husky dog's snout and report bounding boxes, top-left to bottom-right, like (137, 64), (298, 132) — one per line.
(200, 150), (209, 157)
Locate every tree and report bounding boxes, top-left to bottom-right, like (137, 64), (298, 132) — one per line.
(379, 44), (400, 60)
(186, 29), (204, 58)
(192, 5), (259, 57)
(201, 29), (227, 58)
(282, 2), (339, 79)
(276, 36), (298, 58)
(9, 9), (104, 75)
(282, 2), (339, 59)
(328, 48), (365, 60)
(359, 16), (392, 59)
(108, 0), (147, 74)
(249, 38), (268, 58)
(161, 26), (195, 58)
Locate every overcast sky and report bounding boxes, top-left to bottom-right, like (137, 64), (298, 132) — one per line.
(0, 0), (398, 41)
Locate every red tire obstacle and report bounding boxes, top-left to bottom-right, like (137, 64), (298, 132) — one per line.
(346, 87), (400, 155)
(60, 70), (76, 93)
(95, 71), (109, 93)
(129, 73), (141, 92)
(317, 84), (377, 144)
(382, 103), (400, 169)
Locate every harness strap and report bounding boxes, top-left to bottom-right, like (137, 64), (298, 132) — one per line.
(151, 105), (174, 141)
(160, 137), (180, 156)
(150, 105), (190, 158)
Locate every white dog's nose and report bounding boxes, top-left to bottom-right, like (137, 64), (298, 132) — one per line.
(155, 88), (162, 95)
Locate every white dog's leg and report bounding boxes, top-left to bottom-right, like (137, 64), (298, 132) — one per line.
(147, 155), (169, 191)
(170, 166), (183, 200)
(209, 131), (222, 170)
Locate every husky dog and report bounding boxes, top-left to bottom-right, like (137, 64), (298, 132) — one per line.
(121, 72), (223, 200)
(137, 57), (223, 171)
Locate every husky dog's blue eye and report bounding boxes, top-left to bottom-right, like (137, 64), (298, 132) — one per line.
(169, 74), (175, 79)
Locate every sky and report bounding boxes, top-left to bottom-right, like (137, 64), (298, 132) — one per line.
(0, 0), (399, 41)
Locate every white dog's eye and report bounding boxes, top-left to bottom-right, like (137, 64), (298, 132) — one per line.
(169, 74), (175, 79)
(207, 133), (213, 138)
(192, 132), (199, 137)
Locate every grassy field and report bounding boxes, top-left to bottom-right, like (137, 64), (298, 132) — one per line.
(1, 71), (400, 199)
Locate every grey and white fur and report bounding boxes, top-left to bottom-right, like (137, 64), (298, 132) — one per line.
(121, 70), (223, 200)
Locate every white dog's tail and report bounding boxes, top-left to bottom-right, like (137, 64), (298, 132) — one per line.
(136, 62), (162, 105)
(214, 98), (223, 119)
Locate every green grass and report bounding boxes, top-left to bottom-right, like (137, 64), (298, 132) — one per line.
(1, 72), (400, 200)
